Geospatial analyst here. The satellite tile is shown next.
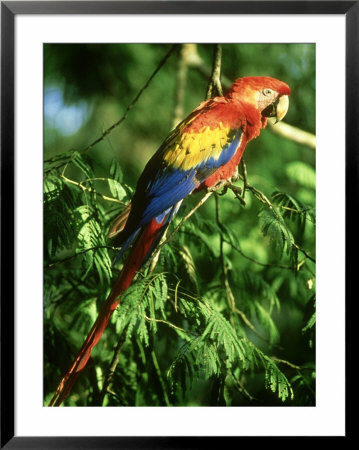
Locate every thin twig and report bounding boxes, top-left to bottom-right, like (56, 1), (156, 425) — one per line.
(44, 44), (179, 172)
(293, 243), (316, 263)
(270, 356), (301, 371)
(244, 181), (314, 220)
(214, 195), (271, 342)
(45, 245), (119, 269)
(240, 159), (248, 199)
(155, 192), (213, 255)
(147, 229), (168, 276)
(105, 388), (122, 402)
(222, 238), (299, 270)
(215, 194), (235, 312)
(143, 315), (187, 333)
(99, 334), (126, 405)
(83, 45), (179, 153)
(237, 174), (316, 264)
(228, 367), (256, 402)
(151, 350), (171, 406)
(234, 307), (270, 343)
(61, 174), (126, 204)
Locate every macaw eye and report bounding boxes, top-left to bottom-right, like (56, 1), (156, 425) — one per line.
(263, 88), (273, 96)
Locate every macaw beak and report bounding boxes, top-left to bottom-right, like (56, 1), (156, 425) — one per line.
(261, 94), (290, 123)
(275, 95), (289, 123)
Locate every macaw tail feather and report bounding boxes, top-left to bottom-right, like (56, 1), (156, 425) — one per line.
(49, 202), (182, 406)
(48, 298), (114, 406)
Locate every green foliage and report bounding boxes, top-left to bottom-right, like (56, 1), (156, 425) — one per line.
(44, 175), (76, 256)
(44, 43), (315, 407)
(168, 292), (293, 402)
(259, 208), (296, 259)
(75, 204), (113, 285)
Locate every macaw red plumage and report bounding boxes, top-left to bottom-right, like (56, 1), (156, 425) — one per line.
(49, 76), (290, 406)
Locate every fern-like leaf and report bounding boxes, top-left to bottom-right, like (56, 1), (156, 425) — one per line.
(71, 151), (94, 180)
(44, 175), (77, 257)
(272, 191), (316, 226)
(75, 205), (112, 286)
(259, 207), (296, 260)
(169, 291), (293, 402)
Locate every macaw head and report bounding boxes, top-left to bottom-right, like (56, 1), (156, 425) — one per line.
(227, 76), (291, 124)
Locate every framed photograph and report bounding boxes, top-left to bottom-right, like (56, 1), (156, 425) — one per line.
(1, 1), (353, 447)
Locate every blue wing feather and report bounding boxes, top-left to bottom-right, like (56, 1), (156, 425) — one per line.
(134, 127), (242, 228)
(114, 125), (242, 254)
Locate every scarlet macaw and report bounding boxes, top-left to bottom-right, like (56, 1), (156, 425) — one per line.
(49, 76), (290, 406)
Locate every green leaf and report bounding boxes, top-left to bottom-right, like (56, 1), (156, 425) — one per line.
(71, 151), (94, 179)
(75, 205), (112, 286)
(264, 358), (294, 402)
(44, 174), (77, 256)
(272, 191), (316, 226)
(169, 290), (293, 402)
(259, 208), (295, 257)
(110, 157), (123, 183)
(178, 246), (199, 292)
(107, 179), (127, 201)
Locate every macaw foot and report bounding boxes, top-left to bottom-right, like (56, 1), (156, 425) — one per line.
(207, 177), (246, 206)
(231, 167), (239, 183)
(207, 179), (228, 192)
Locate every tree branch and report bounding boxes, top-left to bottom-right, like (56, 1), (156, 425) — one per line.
(270, 356), (301, 371)
(83, 44), (179, 153)
(268, 119), (316, 149)
(154, 191), (213, 257)
(44, 44), (179, 172)
(214, 194), (272, 343)
(214, 194), (235, 312)
(61, 174), (126, 204)
(206, 44), (223, 99)
(99, 334), (126, 405)
(172, 44), (190, 127)
(151, 350), (171, 406)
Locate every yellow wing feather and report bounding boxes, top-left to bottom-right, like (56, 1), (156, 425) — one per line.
(163, 123), (232, 171)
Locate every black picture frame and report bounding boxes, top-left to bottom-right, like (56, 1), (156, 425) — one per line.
(1, 1), (354, 447)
